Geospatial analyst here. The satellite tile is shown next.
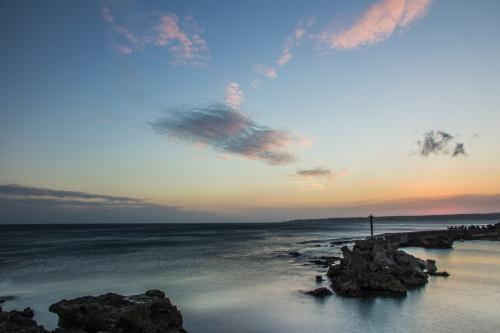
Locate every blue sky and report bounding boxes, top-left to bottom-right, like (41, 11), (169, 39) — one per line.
(1, 0), (500, 222)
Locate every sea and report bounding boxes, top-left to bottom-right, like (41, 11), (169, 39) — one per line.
(1, 218), (500, 333)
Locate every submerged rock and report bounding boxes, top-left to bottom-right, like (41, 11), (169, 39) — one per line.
(49, 290), (187, 333)
(327, 240), (435, 297)
(429, 271), (450, 277)
(305, 287), (333, 298)
(0, 307), (48, 333)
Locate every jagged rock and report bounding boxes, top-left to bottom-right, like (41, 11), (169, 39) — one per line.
(0, 307), (49, 333)
(305, 287), (332, 297)
(425, 259), (437, 274)
(315, 275), (324, 282)
(49, 290), (187, 333)
(327, 240), (434, 297)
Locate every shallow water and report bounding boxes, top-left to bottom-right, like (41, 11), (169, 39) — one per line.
(1, 220), (499, 332)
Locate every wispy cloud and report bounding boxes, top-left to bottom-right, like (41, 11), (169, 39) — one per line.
(101, 6), (209, 66)
(225, 82), (245, 109)
(101, 6), (141, 54)
(253, 64), (277, 79)
(151, 104), (302, 165)
(277, 16), (315, 66)
(416, 130), (467, 157)
(252, 17), (314, 86)
(318, 0), (433, 49)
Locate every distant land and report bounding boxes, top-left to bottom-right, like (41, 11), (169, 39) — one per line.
(285, 212), (500, 223)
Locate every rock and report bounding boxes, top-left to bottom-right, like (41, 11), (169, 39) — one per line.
(0, 307), (49, 333)
(0, 295), (17, 304)
(49, 290), (187, 333)
(289, 251), (301, 257)
(327, 240), (432, 297)
(425, 259), (437, 274)
(305, 287), (332, 297)
(315, 275), (324, 282)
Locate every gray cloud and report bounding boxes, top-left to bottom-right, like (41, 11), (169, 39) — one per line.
(452, 143), (466, 157)
(151, 103), (298, 165)
(0, 184), (233, 223)
(0, 184), (141, 204)
(417, 131), (466, 157)
(297, 167), (331, 177)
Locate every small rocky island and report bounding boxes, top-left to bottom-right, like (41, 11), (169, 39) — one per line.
(327, 239), (444, 296)
(0, 290), (187, 333)
(305, 223), (500, 297)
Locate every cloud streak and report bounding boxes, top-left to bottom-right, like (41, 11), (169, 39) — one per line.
(0, 184), (141, 204)
(151, 104), (301, 165)
(417, 131), (466, 157)
(296, 167), (332, 178)
(277, 17), (315, 66)
(0, 185), (233, 223)
(318, 0), (433, 49)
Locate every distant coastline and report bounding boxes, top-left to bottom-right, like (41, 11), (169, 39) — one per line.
(285, 212), (500, 223)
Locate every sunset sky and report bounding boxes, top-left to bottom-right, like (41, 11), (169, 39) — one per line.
(1, 0), (500, 222)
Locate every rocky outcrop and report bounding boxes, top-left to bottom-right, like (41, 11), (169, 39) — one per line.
(49, 290), (187, 333)
(304, 287), (332, 297)
(0, 307), (49, 333)
(0, 290), (187, 333)
(327, 240), (434, 297)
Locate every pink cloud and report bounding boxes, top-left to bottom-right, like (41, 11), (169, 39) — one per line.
(154, 14), (209, 66)
(225, 82), (244, 109)
(319, 0), (433, 49)
(277, 16), (314, 66)
(101, 6), (209, 66)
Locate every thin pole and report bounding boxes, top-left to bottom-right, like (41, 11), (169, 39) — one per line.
(369, 214), (374, 240)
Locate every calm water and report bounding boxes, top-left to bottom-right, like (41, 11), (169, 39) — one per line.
(1, 219), (500, 332)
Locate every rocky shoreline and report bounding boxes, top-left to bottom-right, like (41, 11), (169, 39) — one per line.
(304, 223), (500, 297)
(0, 290), (187, 333)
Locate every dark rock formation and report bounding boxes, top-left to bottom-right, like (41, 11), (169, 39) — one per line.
(0, 307), (49, 333)
(315, 275), (324, 283)
(289, 251), (301, 257)
(429, 271), (450, 277)
(49, 290), (187, 333)
(420, 234), (453, 249)
(327, 240), (434, 297)
(305, 287), (332, 297)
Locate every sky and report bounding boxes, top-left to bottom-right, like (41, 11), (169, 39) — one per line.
(1, 0), (500, 223)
